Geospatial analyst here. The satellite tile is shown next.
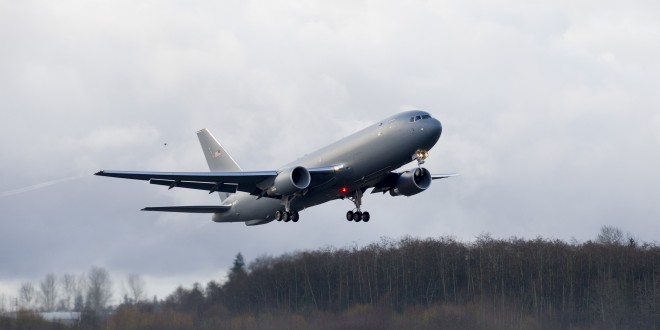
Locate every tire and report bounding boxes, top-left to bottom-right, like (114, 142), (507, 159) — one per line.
(354, 211), (362, 222)
(291, 211), (299, 222)
(283, 212), (290, 222)
(362, 212), (370, 222)
(346, 211), (354, 221)
(275, 211), (282, 221)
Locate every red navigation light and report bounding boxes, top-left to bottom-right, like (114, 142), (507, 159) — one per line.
(340, 187), (349, 194)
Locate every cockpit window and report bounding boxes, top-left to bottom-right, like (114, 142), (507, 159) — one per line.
(410, 114), (432, 122)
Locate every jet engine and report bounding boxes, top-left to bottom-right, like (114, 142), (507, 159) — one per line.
(267, 166), (311, 196)
(389, 167), (432, 197)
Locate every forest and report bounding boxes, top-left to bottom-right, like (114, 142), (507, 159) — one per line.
(1, 226), (659, 329)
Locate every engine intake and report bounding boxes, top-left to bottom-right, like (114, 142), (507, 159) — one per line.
(390, 167), (432, 197)
(268, 166), (311, 196)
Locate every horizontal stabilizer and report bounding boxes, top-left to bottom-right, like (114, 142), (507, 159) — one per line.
(141, 205), (231, 213)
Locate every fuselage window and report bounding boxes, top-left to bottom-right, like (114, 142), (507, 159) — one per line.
(415, 115), (422, 121)
(421, 114), (431, 119)
(410, 117), (415, 122)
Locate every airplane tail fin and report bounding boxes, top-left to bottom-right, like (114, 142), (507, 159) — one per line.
(197, 128), (242, 201)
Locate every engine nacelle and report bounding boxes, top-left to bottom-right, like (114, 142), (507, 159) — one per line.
(390, 167), (432, 197)
(267, 166), (311, 196)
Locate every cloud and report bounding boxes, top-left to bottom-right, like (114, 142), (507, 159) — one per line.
(63, 125), (161, 151)
(1, 0), (659, 301)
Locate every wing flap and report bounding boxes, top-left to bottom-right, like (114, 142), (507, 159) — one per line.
(149, 179), (238, 193)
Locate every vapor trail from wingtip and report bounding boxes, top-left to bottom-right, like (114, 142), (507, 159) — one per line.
(0, 175), (86, 197)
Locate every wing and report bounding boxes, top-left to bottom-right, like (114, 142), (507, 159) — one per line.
(432, 173), (459, 180)
(371, 171), (458, 194)
(95, 170), (276, 195)
(95, 166), (341, 196)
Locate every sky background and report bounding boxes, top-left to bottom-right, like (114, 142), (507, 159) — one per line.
(1, 0), (659, 303)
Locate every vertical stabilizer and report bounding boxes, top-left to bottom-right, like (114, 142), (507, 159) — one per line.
(197, 129), (242, 172)
(197, 128), (242, 201)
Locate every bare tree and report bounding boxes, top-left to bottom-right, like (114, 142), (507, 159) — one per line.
(39, 273), (58, 312)
(597, 225), (624, 245)
(126, 273), (146, 303)
(18, 282), (35, 310)
(58, 273), (77, 311)
(0, 293), (6, 312)
(86, 267), (113, 311)
(70, 273), (87, 311)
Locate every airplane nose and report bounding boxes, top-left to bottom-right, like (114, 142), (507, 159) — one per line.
(430, 117), (442, 141)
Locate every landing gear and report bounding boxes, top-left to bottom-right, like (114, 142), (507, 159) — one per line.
(345, 189), (371, 223)
(275, 210), (299, 223)
(276, 195), (301, 223)
(414, 149), (429, 167)
(354, 211), (362, 222)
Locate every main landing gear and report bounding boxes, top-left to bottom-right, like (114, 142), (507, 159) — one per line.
(275, 195), (300, 223)
(345, 189), (370, 223)
(275, 210), (299, 222)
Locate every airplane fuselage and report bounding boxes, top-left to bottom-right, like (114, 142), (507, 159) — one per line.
(215, 110), (442, 224)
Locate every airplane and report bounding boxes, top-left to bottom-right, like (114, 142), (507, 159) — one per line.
(95, 110), (456, 226)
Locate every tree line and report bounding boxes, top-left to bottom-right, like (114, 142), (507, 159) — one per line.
(111, 227), (660, 329)
(2, 226), (659, 329)
(1, 267), (145, 313)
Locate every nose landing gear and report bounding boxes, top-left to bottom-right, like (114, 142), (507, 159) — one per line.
(413, 149), (429, 166)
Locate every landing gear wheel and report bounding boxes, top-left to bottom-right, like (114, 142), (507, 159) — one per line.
(283, 211), (290, 222)
(353, 211), (362, 222)
(275, 211), (283, 221)
(291, 211), (299, 222)
(345, 189), (371, 223)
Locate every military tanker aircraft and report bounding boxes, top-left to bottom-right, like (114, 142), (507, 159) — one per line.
(96, 110), (456, 226)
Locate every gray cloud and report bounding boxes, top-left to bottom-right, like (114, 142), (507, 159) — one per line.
(1, 0), (659, 300)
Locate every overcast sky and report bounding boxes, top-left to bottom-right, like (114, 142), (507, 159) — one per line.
(1, 0), (659, 302)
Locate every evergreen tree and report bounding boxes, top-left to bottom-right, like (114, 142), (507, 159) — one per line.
(230, 253), (245, 276)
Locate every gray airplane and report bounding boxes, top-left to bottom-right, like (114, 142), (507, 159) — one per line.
(95, 110), (456, 226)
